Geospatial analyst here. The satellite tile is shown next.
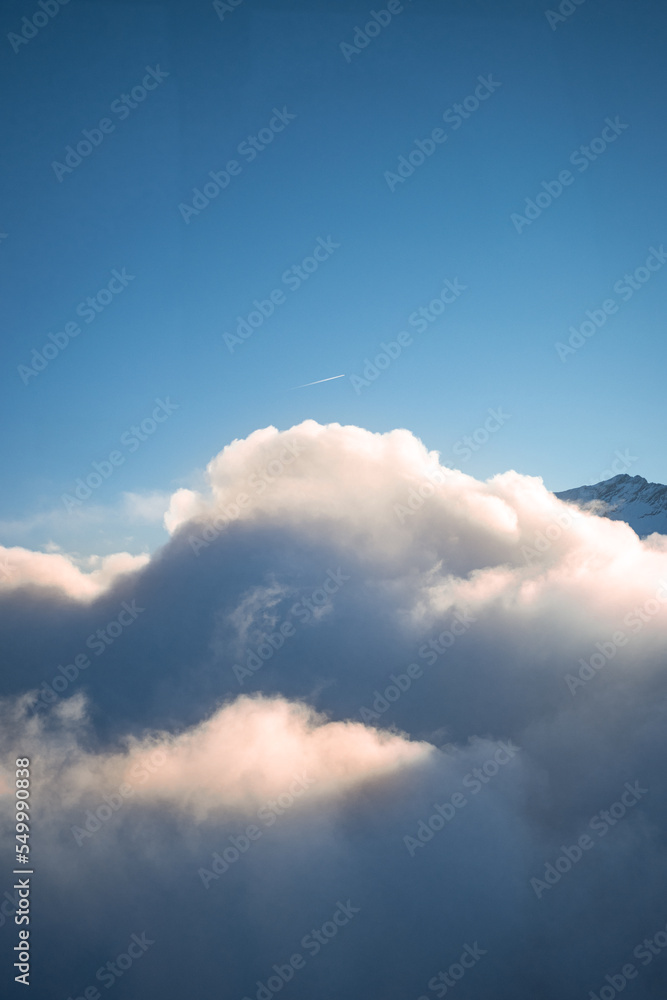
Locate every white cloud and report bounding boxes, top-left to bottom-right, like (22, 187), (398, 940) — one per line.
(1, 421), (665, 998)
(0, 545), (149, 600)
(1, 693), (431, 822)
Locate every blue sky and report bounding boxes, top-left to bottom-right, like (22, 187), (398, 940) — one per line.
(2, 0), (666, 555)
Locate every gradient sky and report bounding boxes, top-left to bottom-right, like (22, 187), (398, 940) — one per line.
(2, 0), (666, 556)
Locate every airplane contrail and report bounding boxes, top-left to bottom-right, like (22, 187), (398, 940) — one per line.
(291, 374), (346, 389)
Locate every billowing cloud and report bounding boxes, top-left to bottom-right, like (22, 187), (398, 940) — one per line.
(1, 421), (666, 1000)
(1, 694), (429, 820)
(0, 545), (149, 600)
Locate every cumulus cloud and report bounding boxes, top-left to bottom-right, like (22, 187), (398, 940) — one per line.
(1, 694), (430, 820)
(1, 421), (666, 1000)
(0, 545), (149, 600)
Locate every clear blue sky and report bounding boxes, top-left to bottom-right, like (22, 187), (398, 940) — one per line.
(2, 0), (666, 555)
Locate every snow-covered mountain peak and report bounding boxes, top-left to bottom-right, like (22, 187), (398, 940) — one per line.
(555, 474), (667, 537)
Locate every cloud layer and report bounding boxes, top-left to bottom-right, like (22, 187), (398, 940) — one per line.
(1, 421), (666, 1000)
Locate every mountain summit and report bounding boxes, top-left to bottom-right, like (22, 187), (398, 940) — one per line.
(555, 474), (667, 537)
